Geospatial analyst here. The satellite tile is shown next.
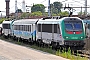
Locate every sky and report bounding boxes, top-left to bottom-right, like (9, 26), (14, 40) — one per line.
(0, 0), (90, 16)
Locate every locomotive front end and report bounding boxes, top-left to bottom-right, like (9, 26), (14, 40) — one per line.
(61, 17), (85, 47)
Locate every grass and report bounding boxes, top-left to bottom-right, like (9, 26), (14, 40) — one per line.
(0, 35), (89, 60)
(56, 47), (88, 60)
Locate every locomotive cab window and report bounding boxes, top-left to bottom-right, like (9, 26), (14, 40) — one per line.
(74, 23), (82, 30)
(64, 21), (82, 32)
(65, 24), (73, 31)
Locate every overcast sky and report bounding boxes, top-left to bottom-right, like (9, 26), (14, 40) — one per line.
(0, 0), (90, 16)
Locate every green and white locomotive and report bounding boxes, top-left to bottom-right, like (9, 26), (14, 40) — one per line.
(37, 17), (85, 49)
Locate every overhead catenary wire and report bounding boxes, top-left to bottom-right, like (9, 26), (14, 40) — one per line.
(41, 0), (47, 3)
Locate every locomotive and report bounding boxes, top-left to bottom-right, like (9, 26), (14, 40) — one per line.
(2, 17), (86, 49)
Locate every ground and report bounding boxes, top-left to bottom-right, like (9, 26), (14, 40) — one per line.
(0, 39), (69, 60)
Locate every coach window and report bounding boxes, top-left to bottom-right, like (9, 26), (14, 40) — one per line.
(28, 25), (30, 31)
(25, 25), (26, 31)
(7, 24), (10, 29)
(29, 25), (30, 31)
(27, 25), (29, 31)
(15, 25), (17, 30)
(24, 25), (25, 31)
(22, 25), (23, 31)
(2, 24), (6, 29)
(17, 25), (18, 30)
(17, 25), (19, 30)
(29, 25), (31, 32)
(22, 25), (24, 31)
(23, 25), (24, 31)
(15, 25), (16, 30)
(16, 25), (18, 30)
(24, 25), (26, 31)
(13, 25), (15, 30)
(26, 25), (27, 31)
(42, 24), (52, 33)
(3, 24), (10, 29)
(21, 25), (22, 31)
(14, 25), (16, 30)
(20, 25), (21, 30)
(26, 25), (28, 31)
(18, 25), (19, 30)
(21, 25), (23, 31)
(54, 24), (57, 33)
(25, 25), (27, 31)
(27, 25), (28, 31)
(19, 25), (21, 30)
(88, 24), (90, 29)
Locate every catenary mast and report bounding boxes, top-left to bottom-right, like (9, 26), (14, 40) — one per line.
(48, 0), (51, 17)
(5, 0), (10, 18)
(85, 0), (87, 16)
(15, 0), (18, 19)
(22, 0), (26, 12)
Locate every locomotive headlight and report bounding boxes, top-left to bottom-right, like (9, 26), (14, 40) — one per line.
(66, 37), (68, 38)
(65, 36), (69, 39)
(80, 37), (83, 39)
(64, 36), (69, 39)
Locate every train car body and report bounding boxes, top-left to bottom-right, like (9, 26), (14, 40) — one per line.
(2, 20), (12, 37)
(2, 19), (15, 37)
(37, 17), (85, 47)
(13, 19), (38, 42)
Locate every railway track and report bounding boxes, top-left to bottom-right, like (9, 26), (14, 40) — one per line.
(73, 50), (90, 59)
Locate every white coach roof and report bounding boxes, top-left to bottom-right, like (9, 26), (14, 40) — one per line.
(13, 19), (39, 25)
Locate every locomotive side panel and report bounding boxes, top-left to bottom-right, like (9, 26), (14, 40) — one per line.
(37, 19), (64, 45)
